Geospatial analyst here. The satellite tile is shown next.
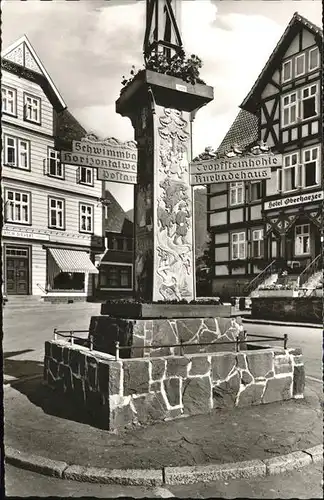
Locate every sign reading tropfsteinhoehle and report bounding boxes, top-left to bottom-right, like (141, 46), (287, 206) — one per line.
(189, 153), (281, 186)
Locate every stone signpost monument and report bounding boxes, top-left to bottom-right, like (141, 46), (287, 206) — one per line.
(116, 0), (213, 302)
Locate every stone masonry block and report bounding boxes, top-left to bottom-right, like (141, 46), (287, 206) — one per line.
(246, 351), (274, 379)
(213, 372), (240, 409)
(293, 364), (305, 396)
(109, 362), (122, 395)
(262, 376), (292, 404)
(274, 354), (292, 375)
(98, 362), (110, 394)
(45, 341), (52, 357)
(182, 376), (212, 415)
(166, 357), (190, 378)
(123, 359), (150, 396)
(132, 392), (168, 425)
(189, 356), (210, 376)
(110, 403), (135, 431)
(288, 347), (302, 356)
(176, 319), (202, 343)
(51, 343), (63, 363)
(49, 358), (59, 379)
(87, 362), (98, 391)
(150, 381), (161, 393)
(236, 383), (265, 407)
(237, 353), (247, 370)
(150, 358), (166, 380)
(62, 347), (70, 365)
(163, 378), (181, 407)
(152, 320), (177, 347)
(211, 353), (236, 381)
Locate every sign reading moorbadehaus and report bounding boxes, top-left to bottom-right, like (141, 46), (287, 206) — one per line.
(264, 191), (324, 210)
(189, 154), (281, 175)
(190, 167), (271, 186)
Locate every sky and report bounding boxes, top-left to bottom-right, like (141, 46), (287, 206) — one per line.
(2, 0), (322, 211)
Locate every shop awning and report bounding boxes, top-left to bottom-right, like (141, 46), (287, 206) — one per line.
(48, 248), (99, 274)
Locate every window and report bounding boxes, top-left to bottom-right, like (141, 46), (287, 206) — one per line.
(48, 197), (65, 229)
(79, 204), (93, 233)
(301, 84), (317, 120)
(252, 229), (264, 258)
(302, 147), (319, 188)
(99, 265), (132, 289)
(5, 190), (30, 224)
(295, 53), (305, 77)
(295, 224), (310, 255)
(24, 94), (41, 123)
(4, 135), (30, 169)
(79, 167), (93, 185)
(250, 181), (262, 202)
(231, 232), (246, 260)
(2, 86), (16, 115)
(282, 92), (298, 126)
(126, 238), (133, 251)
(309, 47), (319, 71)
(229, 182), (244, 206)
(47, 149), (63, 178)
(282, 60), (292, 83)
(117, 238), (124, 251)
(283, 153), (299, 192)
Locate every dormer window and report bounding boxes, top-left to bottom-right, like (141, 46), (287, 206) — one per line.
(282, 60), (292, 83)
(309, 47), (319, 71)
(24, 93), (41, 124)
(295, 53), (305, 77)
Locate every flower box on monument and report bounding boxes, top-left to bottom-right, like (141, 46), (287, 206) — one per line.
(116, 69), (214, 115)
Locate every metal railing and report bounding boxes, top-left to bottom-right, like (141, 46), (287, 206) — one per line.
(299, 253), (322, 288)
(52, 328), (288, 361)
(243, 260), (277, 295)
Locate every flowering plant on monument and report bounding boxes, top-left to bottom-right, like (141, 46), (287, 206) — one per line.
(121, 51), (205, 90)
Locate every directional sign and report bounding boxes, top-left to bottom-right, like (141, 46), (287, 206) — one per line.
(61, 151), (137, 173)
(190, 167), (272, 186)
(97, 167), (137, 185)
(190, 154), (281, 176)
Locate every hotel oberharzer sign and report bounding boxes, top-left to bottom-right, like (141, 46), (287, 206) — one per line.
(61, 135), (138, 185)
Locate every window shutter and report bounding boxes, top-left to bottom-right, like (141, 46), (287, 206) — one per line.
(76, 166), (80, 184)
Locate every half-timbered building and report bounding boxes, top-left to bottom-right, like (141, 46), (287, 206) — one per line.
(1, 35), (103, 303)
(207, 13), (322, 298)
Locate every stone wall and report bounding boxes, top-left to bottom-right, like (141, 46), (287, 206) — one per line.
(89, 316), (243, 358)
(44, 340), (305, 432)
(251, 297), (322, 323)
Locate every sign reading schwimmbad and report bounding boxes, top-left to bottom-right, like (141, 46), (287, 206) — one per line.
(61, 135), (138, 184)
(189, 154), (281, 186)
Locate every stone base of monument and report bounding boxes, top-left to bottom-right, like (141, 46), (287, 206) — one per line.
(88, 303), (243, 358)
(43, 340), (305, 432)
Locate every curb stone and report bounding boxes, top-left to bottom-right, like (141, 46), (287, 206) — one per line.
(5, 445), (323, 485)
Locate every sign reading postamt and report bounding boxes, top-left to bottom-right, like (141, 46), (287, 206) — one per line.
(97, 168), (137, 185)
(189, 154), (281, 175)
(264, 191), (324, 211)
(190, 167), (271, 186)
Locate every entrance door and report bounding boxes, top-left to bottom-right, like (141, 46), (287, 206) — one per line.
(5, 246), (29, 295)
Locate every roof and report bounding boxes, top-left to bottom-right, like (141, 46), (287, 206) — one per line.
(241, 12), (322, 112)
(2, 35), (66, 110)
(216, 109), (259, 154)
(103, 190), (133, 235)
(54, 109), (87, 150)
